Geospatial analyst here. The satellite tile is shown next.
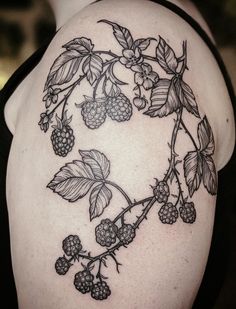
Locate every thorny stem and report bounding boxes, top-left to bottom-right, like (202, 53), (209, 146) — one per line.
(164, 108), (183, 182)
(173, 168), (185, 205)
(112, 196), (153, 224)
(110, 253), (122, 273)
(133, 197), (156, 229)
(87, 242), (122, 269)
(83, 197), (157, 273)
(96, 260), (103, 282)
(67, 253), (94, 263)
(179, 41), (188, 76)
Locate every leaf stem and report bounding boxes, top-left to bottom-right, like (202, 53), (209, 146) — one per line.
(93, 71), (107, 99)
(94, 50), (119, 58)
(180, 119), (198, 150)
(105, 180), (132, 205)
(49, 75), (85, 117)
(143, 55), (158, 63)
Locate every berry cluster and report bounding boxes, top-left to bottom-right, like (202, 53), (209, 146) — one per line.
(95, 219), (136, 247)
(55, 186), (196, 301)
(55, 217), (138, 301)
(152, 180), (196, 225)
(158, 201), (196, 225)
(55, 235), (83, 275)
(158, 201), (197, 225)
(81, 93), (132, 129)
(55, 235), (112, 300)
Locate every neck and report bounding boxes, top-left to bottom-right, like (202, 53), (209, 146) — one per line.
(49, 0), (96, 30)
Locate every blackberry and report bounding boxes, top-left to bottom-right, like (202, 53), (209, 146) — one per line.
(153, 180), (170, 203)
(81, 98), (106, 129)
(95, 219), (118, 247)
(158, 202), (178, 224)
(91, 281), (111, 300)
(117, 224), (135, 245)
(180, 202), (196, 224)
(55, 256), (71, 275)
(62, 235), (82, 257)
(51, 113), (75, 157)
(106, 93), (132, 122)
(74, 270), (94, 294)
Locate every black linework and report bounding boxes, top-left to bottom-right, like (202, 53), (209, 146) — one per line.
(41, 20), (218, 301)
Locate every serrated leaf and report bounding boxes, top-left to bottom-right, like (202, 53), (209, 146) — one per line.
(89, 184), (112, 220)
(198, 116), (215, 156)
(79, 149), (110, 180)
(47, 161), (96, 202)
(63, 37), (94, 54)
(144, 78), (180, 117)
(44, 50), (83, 90)
(184, 151), (203, 197)
(132, 38), (154, 51)
(202, 155), (217, 195)
(83, 54), (103, 85)
(176, 79), (200, 118)
(99, 19), (133, 49)
(156, 37), (178, 74)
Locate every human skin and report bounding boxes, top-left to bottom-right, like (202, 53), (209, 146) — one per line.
(4, 1), (235, 308)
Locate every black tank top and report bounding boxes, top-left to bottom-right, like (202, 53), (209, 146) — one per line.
(0, 1), (235, 308)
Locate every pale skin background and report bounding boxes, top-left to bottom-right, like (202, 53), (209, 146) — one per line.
(4, 0), (235, 308)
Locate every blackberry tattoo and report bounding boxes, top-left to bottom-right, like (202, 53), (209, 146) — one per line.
(74, 270), (94, 294)
(106, 93), (133, 122)
(51, 112), (75, 156)
(158, 203), (179, 225)
(42, 20), (218, 301)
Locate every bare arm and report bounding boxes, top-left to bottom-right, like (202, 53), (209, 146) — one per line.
(5, 1), (235, 308)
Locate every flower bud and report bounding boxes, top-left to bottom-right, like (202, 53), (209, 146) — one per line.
(133, 96), (147, 110)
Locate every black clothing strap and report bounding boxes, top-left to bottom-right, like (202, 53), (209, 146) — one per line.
(0, 1), (235, 308)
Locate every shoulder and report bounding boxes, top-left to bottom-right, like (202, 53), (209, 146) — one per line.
(39, 0), (234, 169)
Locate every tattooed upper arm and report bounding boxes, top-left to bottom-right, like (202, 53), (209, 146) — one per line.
(8, 1), (234, 308)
